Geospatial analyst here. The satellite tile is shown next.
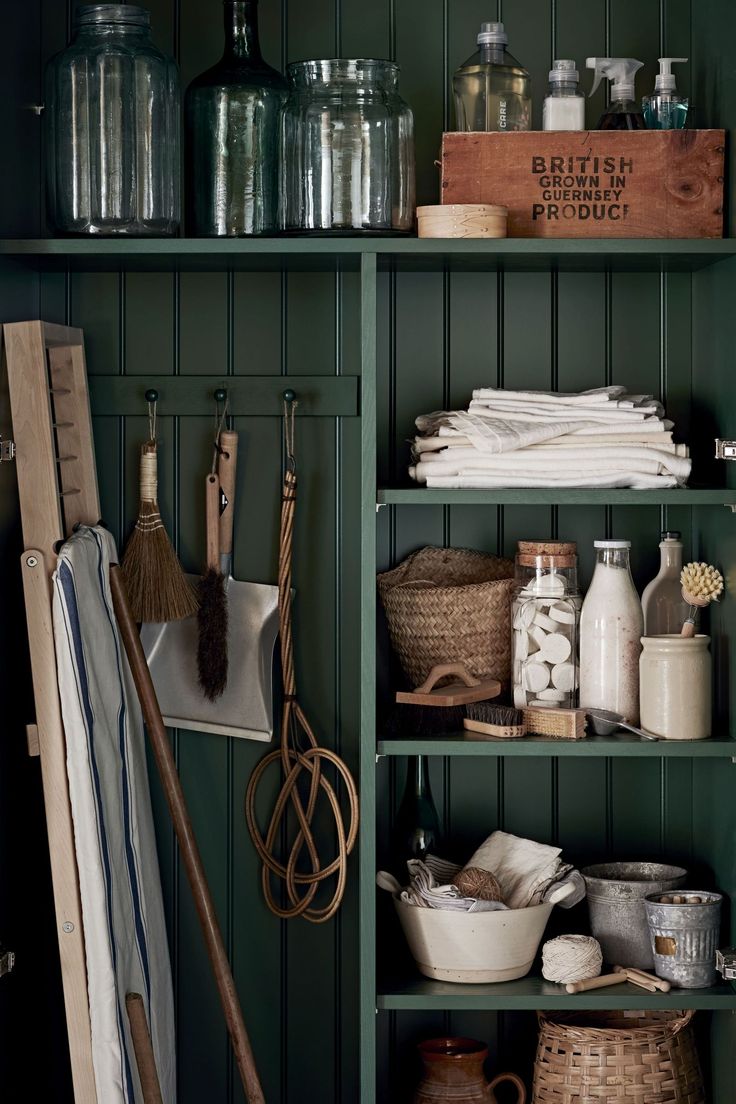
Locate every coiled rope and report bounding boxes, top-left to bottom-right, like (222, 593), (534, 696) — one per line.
(245, 400), (359, 922)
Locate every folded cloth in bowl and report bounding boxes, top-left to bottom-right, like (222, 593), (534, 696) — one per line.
(464, 830), (585, 909)
(375, 857), (507, 913)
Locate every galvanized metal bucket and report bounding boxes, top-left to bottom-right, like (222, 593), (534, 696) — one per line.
(645, 891), (722, 988)
(582, 862), (687, 969)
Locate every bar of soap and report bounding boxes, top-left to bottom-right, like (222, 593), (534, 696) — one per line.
(540, 633), (572, 664)
(533, 610), (557, 632)
(530, 625), (548, 650)
(524, 661), (551, 693)
(533, 573), (565, 597)
(515, 629), (529, 662)
(552, 662), (576, 692)
(549, 603), (576, 625)
(537, 688), (565, 702)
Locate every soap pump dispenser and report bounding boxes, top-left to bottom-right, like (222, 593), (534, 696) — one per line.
(643, 58), (689, 129)
(586, 57), (645, 129)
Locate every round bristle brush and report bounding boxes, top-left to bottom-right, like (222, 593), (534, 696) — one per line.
(463, 702), (525, 740)
(680, 561), (724, 637)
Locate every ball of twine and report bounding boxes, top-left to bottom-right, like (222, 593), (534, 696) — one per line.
(542, 935), (603, 984)
(452, 866), (504, 902)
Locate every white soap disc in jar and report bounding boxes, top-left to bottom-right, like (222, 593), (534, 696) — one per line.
(551, 662), (576, 692)
(549, 603), (576, 625)
(514, 685), (528, 709)
(518, 602), (536, 628)
(537, 688), (565, 702)
(533, 610), (557, 632)
(530, 625), (547, 650)
(523, 661), (551, 694)
(540, 632), (572, 664)
(515, 630), (529, 662)
(532, 572), (566, 597)
(528, 699), (555, 707)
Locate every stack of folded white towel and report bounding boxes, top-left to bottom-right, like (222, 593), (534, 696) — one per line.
(409, 386), (691, 490)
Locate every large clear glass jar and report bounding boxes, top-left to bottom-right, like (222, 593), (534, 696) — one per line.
(185, 1), (286, 236)
(512, 541), (580, 711)
(45, 4), (180, 235)
(278, 59), (415, 234)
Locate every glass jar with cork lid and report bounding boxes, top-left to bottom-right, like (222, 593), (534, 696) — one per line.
(511, 541), (581, 711)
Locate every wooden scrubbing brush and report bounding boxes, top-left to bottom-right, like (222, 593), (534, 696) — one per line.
(464, 703), (524, 739)
(121, 395), (198, 623)
(384, 663), (501, 738)
(681, 561), (724, 637)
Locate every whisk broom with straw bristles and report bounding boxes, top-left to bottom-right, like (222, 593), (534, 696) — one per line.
(121, 394), (198, 624)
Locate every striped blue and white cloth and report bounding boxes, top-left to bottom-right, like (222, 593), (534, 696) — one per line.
(52, 526), (176, 1104)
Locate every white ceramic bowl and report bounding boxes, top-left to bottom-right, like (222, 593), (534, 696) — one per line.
(395, 897), (553, 983)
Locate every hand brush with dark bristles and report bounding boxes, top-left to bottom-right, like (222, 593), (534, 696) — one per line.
(464, 702), (525, 740)
(197, 430), (238, 700)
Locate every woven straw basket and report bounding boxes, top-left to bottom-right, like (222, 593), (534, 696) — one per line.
(377, 546), (514, 687)
(533, 1010), (704, 1103)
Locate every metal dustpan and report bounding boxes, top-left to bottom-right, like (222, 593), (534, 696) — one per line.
(140, 429), (279, 742)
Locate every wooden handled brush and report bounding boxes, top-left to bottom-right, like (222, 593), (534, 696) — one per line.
(122, 436), (198, 624)
(680, 561), (724, 637)
(197, 430), (238, 700)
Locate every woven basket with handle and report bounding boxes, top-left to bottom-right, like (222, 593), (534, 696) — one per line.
(377, 546), (514, 687)
(533, 1010), (704, 1103)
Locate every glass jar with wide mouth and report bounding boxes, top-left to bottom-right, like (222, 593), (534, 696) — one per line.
(512, 541), (580, 711)
(45, 3), (180, 235)
(278, 58), (415, 234)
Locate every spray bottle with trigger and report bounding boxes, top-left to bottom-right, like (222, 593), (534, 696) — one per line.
(643, 58), (689, 129)
(586, 58), (645, 129)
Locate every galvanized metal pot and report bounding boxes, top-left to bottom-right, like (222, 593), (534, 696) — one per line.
(582, 862), (687, 969)
(645, 891), (722, 988)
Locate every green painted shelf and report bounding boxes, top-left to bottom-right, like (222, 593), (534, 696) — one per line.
(377, 734), (736, 757)
(1, 237), (736, 272)
(377, 974), (736, 1011)
(378, 488), (736, 506)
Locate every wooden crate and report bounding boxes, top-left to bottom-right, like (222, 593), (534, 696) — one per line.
(440, 130), (726, 238)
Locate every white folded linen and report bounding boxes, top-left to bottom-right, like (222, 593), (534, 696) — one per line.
(411, 471), (680, 489)
(466, 830), (562, 909)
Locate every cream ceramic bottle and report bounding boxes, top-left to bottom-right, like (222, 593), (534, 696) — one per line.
(641, 531), (689, 634)
(580, 540), (644, 724)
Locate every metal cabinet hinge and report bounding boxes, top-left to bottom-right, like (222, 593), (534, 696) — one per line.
(0, 949), (15, 978)
(716, 948), (736, 980)
(715, 439), (736, 461)
(0, 436), (15, 462)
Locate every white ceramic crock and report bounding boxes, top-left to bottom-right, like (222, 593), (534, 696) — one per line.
(639, 634), (711, 740)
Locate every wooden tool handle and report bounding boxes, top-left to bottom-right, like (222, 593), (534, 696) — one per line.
(205, 473), (220, 572)
(565, 972), (628, 994)
(126, 993), (164, 1104)
(111, 566), (265, 1104)
(487, 1072), (527, 1103)
(414, 663), (480, 694)
(612, 966), (657, 993)
(217, 429), (238, 557)
(681, 619), (697, 638)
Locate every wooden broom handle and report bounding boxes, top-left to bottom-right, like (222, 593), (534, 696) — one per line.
(126, 993), (164, 1104)
(218, 430), (238, 557)
(205, 474), (220, 572)
(110, 565), (265, 1104)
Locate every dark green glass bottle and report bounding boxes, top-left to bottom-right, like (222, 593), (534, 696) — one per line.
(392, 756), (443, 878)
(185, 0), (286, 236)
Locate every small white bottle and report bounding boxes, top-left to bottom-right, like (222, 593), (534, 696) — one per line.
(543, 59), (585, 131)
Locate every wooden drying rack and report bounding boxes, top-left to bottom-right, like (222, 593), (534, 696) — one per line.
(3, 320), (162, 1103)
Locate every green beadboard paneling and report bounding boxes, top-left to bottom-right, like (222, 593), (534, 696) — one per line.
(5, 1), (736, 1102)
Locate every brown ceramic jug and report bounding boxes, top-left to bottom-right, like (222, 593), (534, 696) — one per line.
(414, 1038), (527, 1103)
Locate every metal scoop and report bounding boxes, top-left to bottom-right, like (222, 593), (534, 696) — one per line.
(585, 708), (659, 741)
